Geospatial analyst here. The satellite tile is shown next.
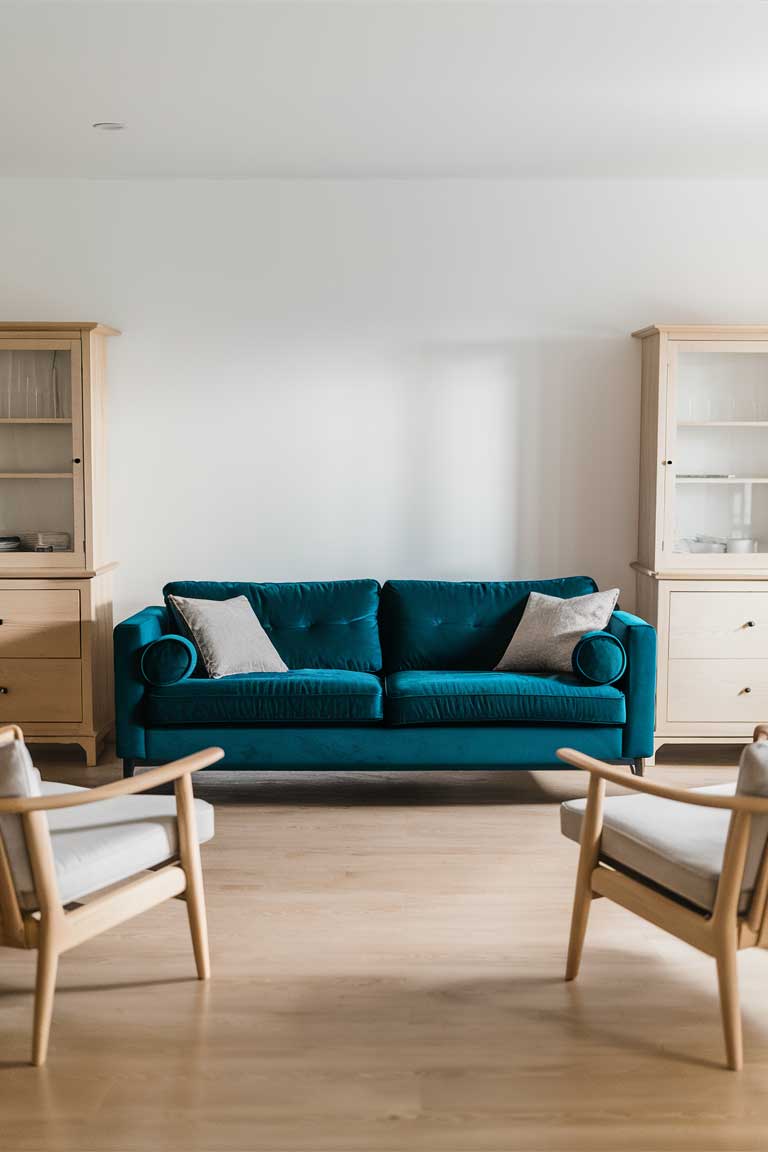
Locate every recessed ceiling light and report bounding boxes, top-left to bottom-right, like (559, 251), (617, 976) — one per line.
(92, 122), (125, 131)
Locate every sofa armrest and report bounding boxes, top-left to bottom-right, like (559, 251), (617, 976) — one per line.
(606, 610), (656, 759)
(113, 606), (169, 760)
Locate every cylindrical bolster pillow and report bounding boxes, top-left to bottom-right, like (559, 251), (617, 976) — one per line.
(572, 630), (627, 685)
(140, 634), (198, 687)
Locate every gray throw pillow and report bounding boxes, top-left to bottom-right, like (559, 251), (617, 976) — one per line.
(167, 594), (288, 678)
(494, 588), (620, 673)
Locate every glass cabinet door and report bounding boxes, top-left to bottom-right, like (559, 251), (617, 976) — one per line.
(665, 341), (768, 568)
(0, 340), (84, 567)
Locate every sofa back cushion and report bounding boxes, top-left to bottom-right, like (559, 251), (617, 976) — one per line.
(380, 577), (599, 672)
(162, 579), (382, 672)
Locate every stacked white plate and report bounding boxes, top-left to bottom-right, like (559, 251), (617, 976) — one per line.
(18, 531), (71, 552)
(0, 536), (20, 552)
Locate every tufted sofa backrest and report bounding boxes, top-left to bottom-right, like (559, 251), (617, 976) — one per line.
(162, 580), (382, 672)
(380, 577), (599, 672)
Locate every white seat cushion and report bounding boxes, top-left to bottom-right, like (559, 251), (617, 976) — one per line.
(561, 783), (745, 913)
(15, 781), (215, 911)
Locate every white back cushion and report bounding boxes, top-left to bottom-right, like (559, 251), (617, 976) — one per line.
(736, 738), (768, 897)
(0, 738), (41, 901)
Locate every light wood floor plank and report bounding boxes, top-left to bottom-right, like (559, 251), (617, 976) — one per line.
(0, 744), (765, 1151)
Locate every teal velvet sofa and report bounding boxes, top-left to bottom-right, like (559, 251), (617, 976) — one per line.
(114, 577), (655, 779)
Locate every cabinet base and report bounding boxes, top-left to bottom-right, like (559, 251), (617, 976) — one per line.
(652, 735), (757, 767)
(24, 733), (107, 767)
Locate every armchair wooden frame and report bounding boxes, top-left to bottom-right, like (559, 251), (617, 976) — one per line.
(558, 725), (768, 1071)
(0, 725), (224, 1065)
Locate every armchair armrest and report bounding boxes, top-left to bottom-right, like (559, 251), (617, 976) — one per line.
(606, 609), (656, 759)
(113, 606), (169, 760)
(0, 746), (225, 813)
(557, 743), (768, 814)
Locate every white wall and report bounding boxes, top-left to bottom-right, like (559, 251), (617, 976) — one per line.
(0, 178), (767, 621)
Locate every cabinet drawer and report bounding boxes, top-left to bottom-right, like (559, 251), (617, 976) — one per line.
(668, 659), (768, 722)
(669, 592), (768, 659)
(0, 659), (82, 722)
(0, 590), (80, 658)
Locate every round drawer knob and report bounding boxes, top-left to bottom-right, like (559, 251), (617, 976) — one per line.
(0, 687), (9, 694)
(744, 687), (753, 694)
(747, 620), (757, 628)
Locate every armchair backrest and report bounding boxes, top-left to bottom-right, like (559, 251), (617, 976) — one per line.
(0, 726), (41, 940)
(736, 737), (768, 911)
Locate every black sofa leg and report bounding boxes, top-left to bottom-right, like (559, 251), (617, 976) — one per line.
(123, 758), (136, 779)
(630, 758), (645, 777)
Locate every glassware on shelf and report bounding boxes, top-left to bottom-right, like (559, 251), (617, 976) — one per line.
(25, 375), (36, 418)
(726, 537), (758, 554)
(752, 381), (766, 421)
(11, 359), (23, 419)
(51, 351), (60, 418)
(676, 535), (727, 554)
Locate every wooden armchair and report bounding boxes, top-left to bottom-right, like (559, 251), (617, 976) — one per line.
(558, 726), (768, 1070)
(0, 725), (223, 1065)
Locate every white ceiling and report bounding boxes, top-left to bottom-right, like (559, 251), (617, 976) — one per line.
(2, 2), (768, 178)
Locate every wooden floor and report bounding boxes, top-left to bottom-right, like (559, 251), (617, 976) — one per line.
(1, 745), (767, 1151)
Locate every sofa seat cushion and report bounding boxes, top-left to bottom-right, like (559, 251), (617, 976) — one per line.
(384, 670), (625, 727)
(561, 783), (743, 913)
(146, 669), (384, 726)
(18, 781), (215, 911)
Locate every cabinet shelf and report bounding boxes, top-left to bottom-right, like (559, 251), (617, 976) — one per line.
(0, 418), (72, 425)
(0, 472), (74, 479)
(677, 476), (768, 484)
(678, 420), (768, 428)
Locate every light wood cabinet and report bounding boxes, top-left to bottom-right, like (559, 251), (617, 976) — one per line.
(0, 324), (118, 764)
(633, 325), (768, 762)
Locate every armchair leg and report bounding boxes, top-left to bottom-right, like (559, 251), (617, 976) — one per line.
(123, 759), (136, 779)
(176, 772), (211, 980)
(631, 758), (646, 776)
(184, 855), (210, 981)
(32, 927), (59, 1066)
(716, 942), (743, 1071)
(565, 869), (593, 982)
(565, 774), (605, 982)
